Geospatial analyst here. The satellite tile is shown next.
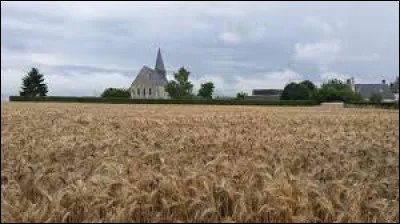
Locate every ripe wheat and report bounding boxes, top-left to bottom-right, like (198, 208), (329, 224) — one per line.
(1, 102), (398, 222)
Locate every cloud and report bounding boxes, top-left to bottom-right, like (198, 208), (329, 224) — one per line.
(219, 32), (242, 44)
(1, 68), (23, 97)
(305, 16), (335, 36)
(294, 40), (341, 65)
(233, 69), (303, 95)
(338, 53), (380, 62)
(319, 71), (350, 83)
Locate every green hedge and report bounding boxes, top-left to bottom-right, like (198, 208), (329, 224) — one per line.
(9, 96), (319, 106)
(345, 101), (399, 109)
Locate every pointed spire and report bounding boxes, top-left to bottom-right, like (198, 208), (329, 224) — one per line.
(155, 48), (165, 74)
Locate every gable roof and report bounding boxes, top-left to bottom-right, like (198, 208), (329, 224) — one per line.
(355, 84), (395, 99)
(130, 66), (168, 88)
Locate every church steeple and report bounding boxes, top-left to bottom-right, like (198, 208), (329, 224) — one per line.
(155, 48), (166, 76)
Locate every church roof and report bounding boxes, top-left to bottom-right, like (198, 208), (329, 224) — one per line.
(155, 48), (165, 73)
(130, 66), (168, 87)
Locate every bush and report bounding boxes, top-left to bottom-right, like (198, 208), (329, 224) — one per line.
(236, 92), (248, 100)
(369, 93), (383, 104)
(315, 86), (362, 103)
(9, 96), (319, 106)
(345, 101), (398, 109)
(101, 88), (130, 98)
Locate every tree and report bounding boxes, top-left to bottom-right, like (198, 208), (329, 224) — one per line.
(197, 82), (215, 99)
(101, 88), (130, 98)
(165, 67), (194, 99)
(236, 91), (248, 100)
(369, 93), (383, 103)
(321, 79), (349, 90)
(300, 80), (317, 100)
(315, 79), (363, 103)
(300, 80), (316, 92)
(20, 67), (48, 97)
(280, 83), (311, 100)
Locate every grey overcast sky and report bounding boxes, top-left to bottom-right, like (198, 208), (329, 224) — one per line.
(1, 1), (399, 98)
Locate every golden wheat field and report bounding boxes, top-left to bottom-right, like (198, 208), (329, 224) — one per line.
(1, 102), (399, 223)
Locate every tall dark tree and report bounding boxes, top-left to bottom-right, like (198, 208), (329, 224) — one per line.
(197, 82), (215, 99)
(280, 83), (311, 100)
(20, 68), (48, 97)
(165, 67), (194, 99)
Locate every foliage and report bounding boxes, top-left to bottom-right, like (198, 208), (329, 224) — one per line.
(165, 67), (194, 99)
(315, 79), (363, 103)
(369, 93), (383, 103)
(345, 101), (398, 109)
(300, 80), (316, 92)
(280, 83), (311, 100)
(197, 82), (215, 99)
(321, 78), (349, 90)
(100, 88), (130, 98)
(19, 67), (48, 97)
(236, 92), (248, 100)
(300, 80), (317, 100)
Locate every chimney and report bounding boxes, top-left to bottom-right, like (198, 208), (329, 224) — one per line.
(382, 80), (386, 84)
(350, 77), (355, 91)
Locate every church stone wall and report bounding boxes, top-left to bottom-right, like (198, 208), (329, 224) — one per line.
(130, 84), (169, 99)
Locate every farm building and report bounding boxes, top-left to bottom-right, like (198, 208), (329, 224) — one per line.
(346, 78), (396, 102)
(246, 89), (283, 100)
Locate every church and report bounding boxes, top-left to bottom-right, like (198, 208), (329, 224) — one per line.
(129, 49), (169, 99)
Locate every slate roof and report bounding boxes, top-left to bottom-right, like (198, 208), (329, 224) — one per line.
(355, 84), (395, 99)
(131, 66), (168, 87)
(130, 48), (168, 88)
(155, 48), (166, 75)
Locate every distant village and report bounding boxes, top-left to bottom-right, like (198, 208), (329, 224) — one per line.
(129, 48), (399, 102)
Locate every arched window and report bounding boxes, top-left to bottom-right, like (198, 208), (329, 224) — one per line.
(149, 88), (152, 96)
(137, 88), (140, 96)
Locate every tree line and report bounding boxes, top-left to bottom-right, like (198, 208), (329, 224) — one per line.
(279, 77), (399, 103)
(18, 67), (215, 99)
(18, 67), (399, 104)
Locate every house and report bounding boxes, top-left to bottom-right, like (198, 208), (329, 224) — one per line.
(246, 89), (283, 100)
(129, 48), (169, 99)
(346, 78), (396, 102)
